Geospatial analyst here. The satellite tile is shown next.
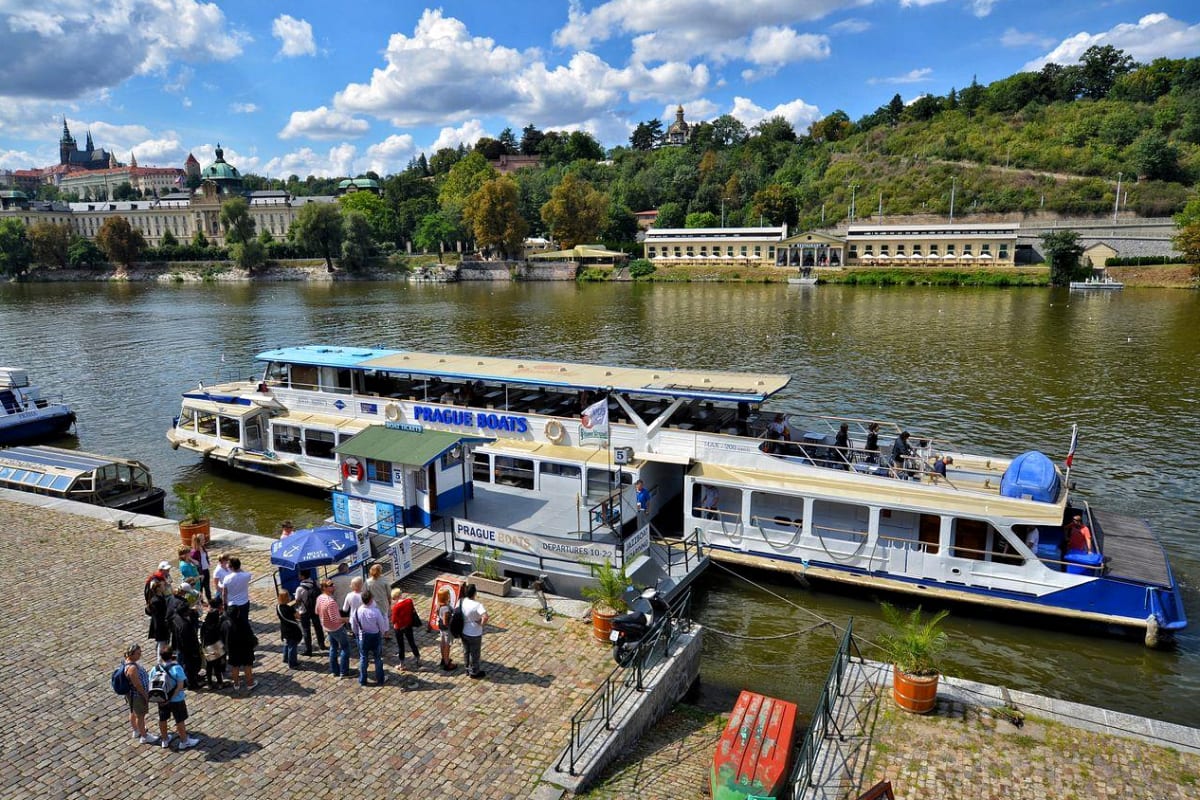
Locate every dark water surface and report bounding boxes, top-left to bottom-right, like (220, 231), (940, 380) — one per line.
(2, 281), (1197, 726)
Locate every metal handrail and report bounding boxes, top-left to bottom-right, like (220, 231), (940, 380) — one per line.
(789, 620), (863, 797)
(555, 590), (692, 777)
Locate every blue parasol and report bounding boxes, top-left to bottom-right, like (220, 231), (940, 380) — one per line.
(270, 526), (358, 571)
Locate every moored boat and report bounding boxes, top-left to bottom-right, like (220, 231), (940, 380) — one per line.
(165, 345), (1187, 640)
(0, 445), (165, 514)
(0, 368), (75, 445)
(711, 690), (797, 800)
(1069, 275), (1124, 290)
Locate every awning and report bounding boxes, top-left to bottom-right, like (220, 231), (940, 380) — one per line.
(334, 426), (494, 467)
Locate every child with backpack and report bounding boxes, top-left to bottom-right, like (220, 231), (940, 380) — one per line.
(112, 643), (156, 744)
(149, 646), (199, 751)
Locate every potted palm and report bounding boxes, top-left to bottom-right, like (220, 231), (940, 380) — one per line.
(175, 483), (212, 547)
(582, 559), (629, 643)
(469, 546), (512, 597)
(877, 602), (949, 714)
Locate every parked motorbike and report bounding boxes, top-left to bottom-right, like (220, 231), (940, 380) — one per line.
(610, 586), (670, 666)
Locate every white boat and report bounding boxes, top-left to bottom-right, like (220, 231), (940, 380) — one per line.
(166, 346), (1186, 639)
(1069, 275), (1124, 290)
(0, 368), (76, 445)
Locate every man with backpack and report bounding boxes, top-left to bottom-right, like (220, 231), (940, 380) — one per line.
(294, 569), (326, 656)
(150, 646), (199, 751)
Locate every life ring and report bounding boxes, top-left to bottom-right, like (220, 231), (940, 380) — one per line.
(544, 419), (565, 444)
(341, 457), (365, 483)
(384, 403), (401, 422)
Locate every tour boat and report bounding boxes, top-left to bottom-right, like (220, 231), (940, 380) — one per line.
(0, 445), (165, 514)
(0, 368), (76, 445)
(711, 690), (797, 800)
(166, 345), (1187, 639)
(1069, 275), (1124, 290)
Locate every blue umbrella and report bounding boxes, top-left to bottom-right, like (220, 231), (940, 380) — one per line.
(270, 527), (358, 571)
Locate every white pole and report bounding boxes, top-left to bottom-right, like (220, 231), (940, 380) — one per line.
(950, 178), (957, 223)
(1113, 172), (1122, 224)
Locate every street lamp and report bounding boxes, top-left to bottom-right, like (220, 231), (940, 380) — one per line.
(949, 177), (957, 223)
(849, 183), (858, 222)
(451, 444), (469, 523)
(1113, 172), (1122, 224)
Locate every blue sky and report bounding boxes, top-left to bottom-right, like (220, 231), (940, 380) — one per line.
(1, 1), (1198, 179)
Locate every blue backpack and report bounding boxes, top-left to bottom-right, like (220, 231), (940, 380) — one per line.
(110, 663), (131, 696)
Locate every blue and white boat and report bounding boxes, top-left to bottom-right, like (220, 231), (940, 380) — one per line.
(167, 346), (1186, 641)
(0, 368), (76, 445)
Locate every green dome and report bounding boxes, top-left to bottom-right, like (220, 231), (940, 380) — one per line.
(336, 178), (380, 193)
(200, 144), (242, 183)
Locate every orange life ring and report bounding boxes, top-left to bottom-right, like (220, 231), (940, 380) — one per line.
(341, 457), (365, 483)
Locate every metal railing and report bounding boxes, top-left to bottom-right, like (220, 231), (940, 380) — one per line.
(789, 619), (864, 797)
(555, 589), (693, 777)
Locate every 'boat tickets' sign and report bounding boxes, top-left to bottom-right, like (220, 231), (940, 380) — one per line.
(453, 519), (620, 563)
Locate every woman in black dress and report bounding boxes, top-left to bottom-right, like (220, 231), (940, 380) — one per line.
(200, 596), (227, 689)
(221, 608), (257, 693)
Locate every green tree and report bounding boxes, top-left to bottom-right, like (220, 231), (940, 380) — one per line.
(752, 116), (797, 143)
(414, 211), (458, 262)
(1078, 44), (1136, 100)
(438, 151), (498, 224)
(464, 176), (528, 259)
(112, 181), (138, 200)
(810, 110), (851, 143)
(219, 197), (256, 245)
(67, 236), (105, 269)
(28, 221), (72, 268)
(1131, 131), (1178, 181)
(1040, 229), (1085, 286)
(752, 184), (798, 227)
(160, 229), (179, 248)
(427, 147), (462, 176)
(0, 218), (32, 276)
(474, 137), (507, 160)
(191, 230), (209, 248)
(886, 93), (905, 126)
(684, 211), (719, 228)
(229, 239), (266, 273)
(630, 119), (664, 150)
(654, 201), (685, 228)
(541, 172), (608, 249)
(95, 216), (146, 269)
(292, 202), (343, 272)
(519, 123), (545, 156)
(340, 210), (375, 271)
(710, 114), (749, 147)
(1173, 221), (1200, 281)
(185, 173), (202, 190)
(497, 127), (519, 154)
(338, 190), (396, 247)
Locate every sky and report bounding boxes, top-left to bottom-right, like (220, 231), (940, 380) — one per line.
(1, 1), (1198, 179)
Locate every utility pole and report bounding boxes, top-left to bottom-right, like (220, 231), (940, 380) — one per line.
(949, 177), (957, 223)
(820, 203), (825, 225)
(849, 183), (858, 223)
(878, 192), (883, 221)
(721, 198), (725, 227)
(1113, 172), (1122, 224)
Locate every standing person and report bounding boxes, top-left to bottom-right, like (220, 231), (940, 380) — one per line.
(212, 553), (232, 593)
(145, 578), (171, 654)
(199, 596), (227, 690)
(635, 480), (650, 521)
(177, 546), (200, 589)
(834, 423), (851, 469)
(189, 534), (213, 603)
(435, 586), (457, 672)
(363, 563), (390, 611)
(735, 401), (750, 437)
(279, 520), (295, 538)
(890, 431), (915, 479)
(221, 607), (256, 693)
(1066, 514), (1096, 554)
(316, 579), (351, 677)
(120, 643), (156, 744)
(932, 455), (954, 481)
(221, 557), (252, 625)
(276, 590), (302, 669)
(293, 569), (326, 656)
(389, 587), (420, 671)
(169, 589), (203, 689)
(351, 591), (388, 686)
(699, 485), (720, 520)
(460, 583), (488, 680)
(154, 646), (199, 751)
(864, 422), (880, 464)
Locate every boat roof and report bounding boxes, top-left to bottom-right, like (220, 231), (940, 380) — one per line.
(0, 446), (133, 476)
(257, 346), (791, 403)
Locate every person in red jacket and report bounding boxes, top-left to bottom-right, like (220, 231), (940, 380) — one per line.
(390, 588), (420, 670)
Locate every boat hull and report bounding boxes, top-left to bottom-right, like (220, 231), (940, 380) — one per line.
(0, 410), (75, 445)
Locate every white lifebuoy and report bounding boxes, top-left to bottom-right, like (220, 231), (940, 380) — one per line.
(341, 457), (365, 483)
(384, 403), (401, 421)
(544, 419), (565, 444)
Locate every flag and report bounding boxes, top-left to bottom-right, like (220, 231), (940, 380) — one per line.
(580, 396), (609, 443)
(1065, 424), (1078, 468)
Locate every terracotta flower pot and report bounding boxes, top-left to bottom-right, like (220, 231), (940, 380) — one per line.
(591, 606), (618, 643)
(180, 519), (210, 547)
(892, 665), (939, 713)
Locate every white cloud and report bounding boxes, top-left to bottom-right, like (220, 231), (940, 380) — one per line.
(898, 0), (946, 7)
(1000, 28), (1055, 49)
(971, 0), (998, 17)
(230, 103), (259, 114)
(730, 96), (822, 134)
(0, 148), (42, 170)
(868, 67), (934, 85)
(128, 137), (186, 165)
(363, 134), (416, 175)
(262, 144), (357, 179)
(1024, 13), (1200, 71)
(660, 100), (720, 124)
(164, 66), (193, 94)
(829, 18), (870, 34)
(427, 121), (491, 153)
(272, 14), (316, 58)
(280, 106), (370, 140)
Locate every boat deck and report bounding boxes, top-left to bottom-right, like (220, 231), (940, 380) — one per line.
(1096, 510), (1172, 587)
(460, 482), (621, 540)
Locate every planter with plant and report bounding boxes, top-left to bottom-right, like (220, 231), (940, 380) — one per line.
(469, 546), (511, 597)
(175, 484), (212, 547)
(581, 559), (630, 643)
(877, 602), (949, 713)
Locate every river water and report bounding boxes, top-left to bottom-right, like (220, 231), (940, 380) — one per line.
(2, 280), (1197, 726)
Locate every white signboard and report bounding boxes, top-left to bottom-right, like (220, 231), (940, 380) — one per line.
(452, 519), (619, 563)
(347, 496), (378, 528)
(622, 523), (651, 561)
(390, 538), (414, 580)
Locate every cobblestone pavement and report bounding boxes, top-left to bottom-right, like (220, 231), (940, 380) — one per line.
(0, 499), (612, 799)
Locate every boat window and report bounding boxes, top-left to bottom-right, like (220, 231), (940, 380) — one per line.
(290, 364), (318, 391)
(495, 456), (534, 489)
(178, 407), (196, 431)
(196, 412), (217, 436)
(540, 461), (581, 479)
(749, 491), (806, 533)
(587, 468), (630, 498)
(273, 424), (302, 454)
(218, 416), (239, 442)
(264, 361), (288, 386)
(440, 448), (464, 471)
(809, 499), (870, 544)
(472, 452), (492, 482)
(304, 429), (336, 460)
(367, 459), (393, 485)
(539, 461), (582, 492)
(949, 517), (999, 561)
(319, 367), (353, 395)
(878, 508), (940, 553)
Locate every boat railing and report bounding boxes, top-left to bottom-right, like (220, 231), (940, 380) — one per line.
(654, 525), (705, 573)
(788, 619), (864, 797)
(554, 589), (693, 777)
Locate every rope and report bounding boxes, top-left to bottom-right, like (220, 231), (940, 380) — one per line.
(704, 619), (834, 640)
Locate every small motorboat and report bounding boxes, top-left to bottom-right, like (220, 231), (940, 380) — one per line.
(1069, 275), (1124, 290)
(0, 367), (75, 444)
(711, 690), (798, 800)
(0, 445), (166, 514)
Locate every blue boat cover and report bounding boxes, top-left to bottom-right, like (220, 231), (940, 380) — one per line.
(1000, 451), (1060, 503)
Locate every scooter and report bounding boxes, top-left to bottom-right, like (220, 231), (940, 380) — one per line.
(610, 586), (670, 666)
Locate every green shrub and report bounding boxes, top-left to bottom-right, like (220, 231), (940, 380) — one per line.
(628, 258), (656, 278)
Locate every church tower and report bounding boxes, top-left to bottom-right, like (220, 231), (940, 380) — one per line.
(85, 130), (95, 153)
(59, 117), (77, 165)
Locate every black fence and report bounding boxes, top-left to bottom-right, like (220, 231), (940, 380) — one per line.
(789, 620), (863, 797)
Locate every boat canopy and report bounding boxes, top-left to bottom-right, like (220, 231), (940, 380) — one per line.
(334, 426), (493, 467)
(257, 346), (791, 403)
(0, 446), (147, 492)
